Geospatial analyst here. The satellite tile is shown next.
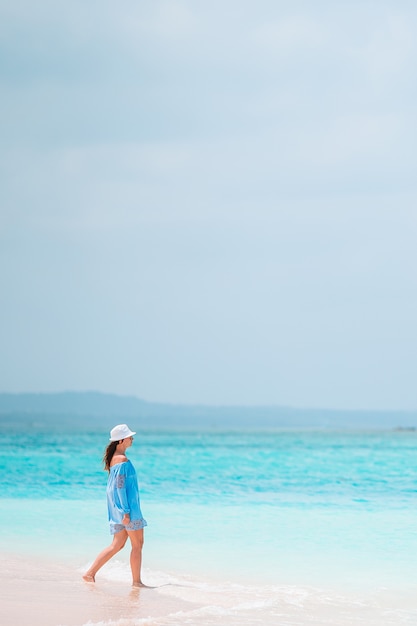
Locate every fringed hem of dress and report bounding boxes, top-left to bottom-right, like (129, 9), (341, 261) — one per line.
(110, 518), (148, 534)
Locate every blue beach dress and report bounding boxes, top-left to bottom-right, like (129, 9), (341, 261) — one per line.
(107, 460), (147, 535)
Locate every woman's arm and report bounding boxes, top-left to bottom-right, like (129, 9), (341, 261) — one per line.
(114, 463), (131, 522)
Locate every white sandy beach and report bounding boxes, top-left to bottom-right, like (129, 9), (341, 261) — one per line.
(1, 554), (194, 626)
(2, 551), (417, 626)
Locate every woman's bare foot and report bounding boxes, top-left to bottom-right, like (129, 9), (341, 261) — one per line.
(82, 574), (95, 583)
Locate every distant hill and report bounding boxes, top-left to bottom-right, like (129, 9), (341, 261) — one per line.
(0, 391), (416, 432)
(0, 391), (147, 417)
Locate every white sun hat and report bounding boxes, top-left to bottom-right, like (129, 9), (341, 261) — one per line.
(109, 424), (136, 442)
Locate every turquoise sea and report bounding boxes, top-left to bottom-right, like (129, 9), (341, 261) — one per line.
(1, 424), (417, 624)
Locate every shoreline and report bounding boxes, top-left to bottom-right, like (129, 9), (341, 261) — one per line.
(2, 551), (417, 626)
(1, 497), (416, 594)
(0, 552), (196, 626)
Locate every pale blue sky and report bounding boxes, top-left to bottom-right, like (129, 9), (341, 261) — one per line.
(1, 1), (417, 409)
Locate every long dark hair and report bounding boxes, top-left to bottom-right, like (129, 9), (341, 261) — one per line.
(103, 441), (118, 472)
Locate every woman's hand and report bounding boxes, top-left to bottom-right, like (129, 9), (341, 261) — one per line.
(122, 513), (130, 525)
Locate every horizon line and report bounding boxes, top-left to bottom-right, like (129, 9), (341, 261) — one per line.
(0, 389), (416, 414)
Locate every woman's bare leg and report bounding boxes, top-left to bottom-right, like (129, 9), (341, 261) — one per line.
(126, 529), (144, 586)
(83, 530), (128, 582)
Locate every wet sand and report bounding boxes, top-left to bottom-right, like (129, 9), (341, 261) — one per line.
(2, 551), (417, 626)
(0, 553), (194, 626)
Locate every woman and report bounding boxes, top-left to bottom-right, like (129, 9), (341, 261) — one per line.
(83, 424), (147, 586)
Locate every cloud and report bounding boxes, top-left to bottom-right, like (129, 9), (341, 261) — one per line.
(252, 14), (324, 57)
(353, 11), (415, 82)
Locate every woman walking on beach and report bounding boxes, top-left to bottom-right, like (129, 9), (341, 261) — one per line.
(83, 424), (147, 587)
